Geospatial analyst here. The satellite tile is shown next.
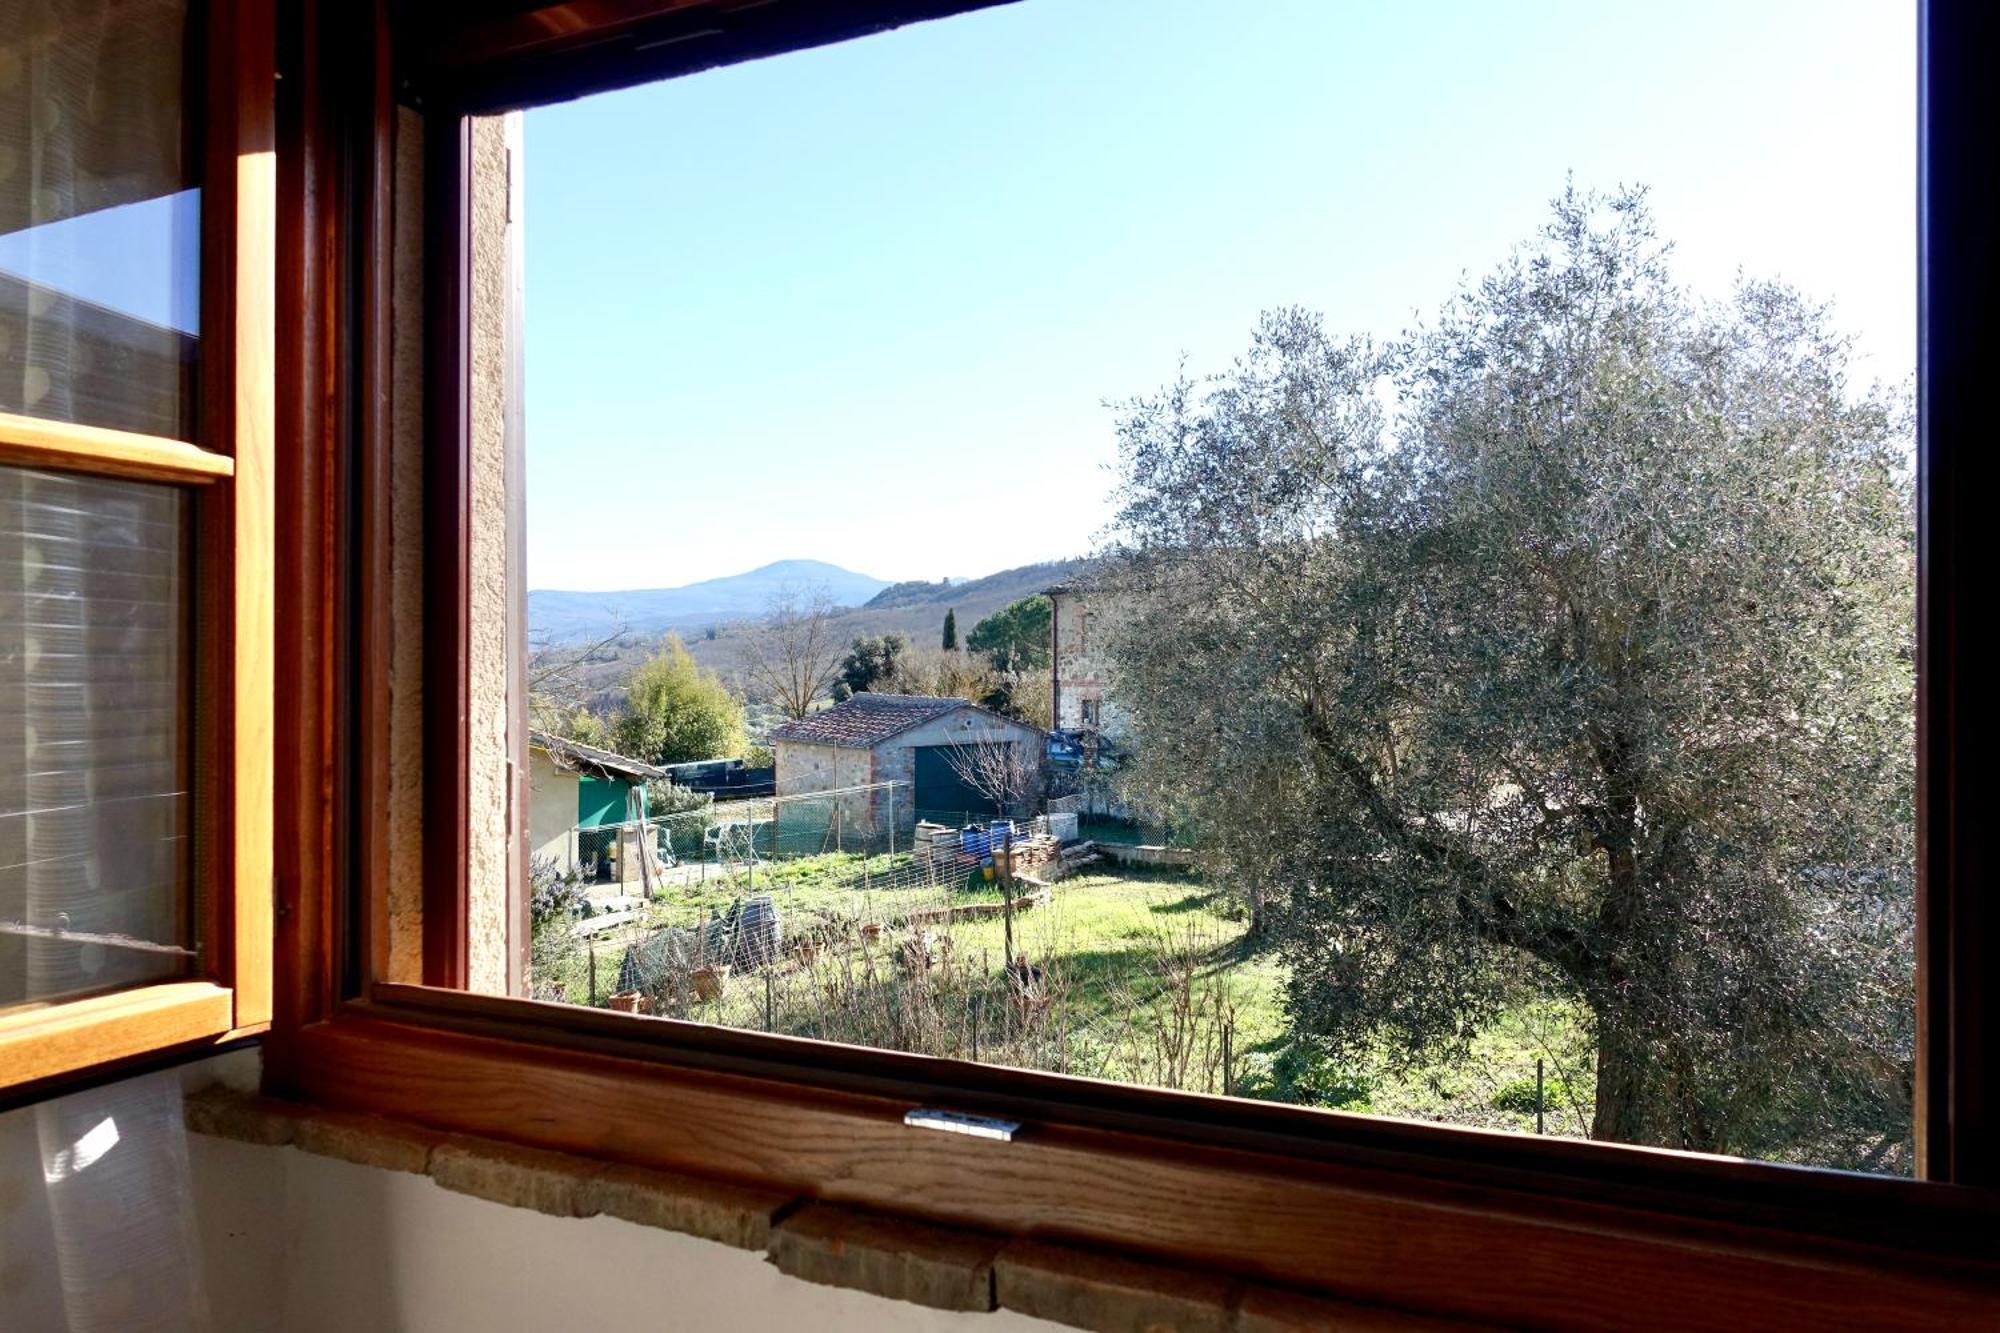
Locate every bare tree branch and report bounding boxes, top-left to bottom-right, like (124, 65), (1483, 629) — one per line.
(527, 619), (630, 730)
(737, 584), (846, 721)
(942, 733), (1043, 817)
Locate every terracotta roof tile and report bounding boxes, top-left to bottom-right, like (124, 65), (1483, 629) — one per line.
(769, 693), (1031, 750)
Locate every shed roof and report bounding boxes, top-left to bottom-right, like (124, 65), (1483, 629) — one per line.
(529, 730), (666, 783)
(769, 693), (1040, 750)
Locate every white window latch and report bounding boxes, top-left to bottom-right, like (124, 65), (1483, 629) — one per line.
(903, 1107), (1021, 1142)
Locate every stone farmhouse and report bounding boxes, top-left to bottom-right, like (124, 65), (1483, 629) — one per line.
(770, 693), (1044, 840)
(1047, 582), (1129, 742)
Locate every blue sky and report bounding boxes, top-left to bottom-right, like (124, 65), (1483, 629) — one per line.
(522, 0), (1915, 591)
(0, 190), (201, 334)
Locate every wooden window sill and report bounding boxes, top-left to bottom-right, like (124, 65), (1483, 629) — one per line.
(268, 994), (2000, 1330)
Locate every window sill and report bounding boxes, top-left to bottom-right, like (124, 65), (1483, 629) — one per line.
(187, 1085), (1467, 1329)
(271, 989), (2000, 1330)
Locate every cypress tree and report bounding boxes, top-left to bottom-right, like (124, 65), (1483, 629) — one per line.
(942, 608), (958, 651)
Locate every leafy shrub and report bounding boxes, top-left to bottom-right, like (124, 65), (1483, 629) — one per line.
(1491, 1075), (1578, 1117)
(1244, 1037), (1373, 1109)
(645, 779), (714, 817)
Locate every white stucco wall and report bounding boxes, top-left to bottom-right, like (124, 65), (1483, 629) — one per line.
(195, 1142), (1063, 1333)
(0, 1054), (1065, 1333)
(883, 710), (1043, 821)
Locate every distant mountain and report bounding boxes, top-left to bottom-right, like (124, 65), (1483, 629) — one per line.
(530, 559), (891, 642)
(538, 557), (1095, 713)
(863, 561), (1084, 613)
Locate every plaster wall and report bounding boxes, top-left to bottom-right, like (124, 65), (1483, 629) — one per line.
(528, 748), (581, 871)
(0, 1054), (1064, 1333)
(465, 112), (525, 996)
(383, 106), (427, 984)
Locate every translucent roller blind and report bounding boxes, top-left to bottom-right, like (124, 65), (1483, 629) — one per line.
(1, 466), (192, 1008)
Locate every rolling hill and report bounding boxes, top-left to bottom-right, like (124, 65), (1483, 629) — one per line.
(534, 557), (1092, 716)
(529, 559), (891, 643)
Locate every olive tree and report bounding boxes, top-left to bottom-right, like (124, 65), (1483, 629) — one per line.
(1104, 187), (1914, 1167)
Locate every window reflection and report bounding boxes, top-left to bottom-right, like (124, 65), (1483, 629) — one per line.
(0, 0), (199, 439)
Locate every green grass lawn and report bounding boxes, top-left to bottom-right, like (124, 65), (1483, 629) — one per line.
(538, 850), (1593, 1136)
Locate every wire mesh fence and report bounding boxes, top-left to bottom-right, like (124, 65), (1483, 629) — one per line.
(529, 824), (1254, 1095)
(552, 782), (930, 896)
(528, 785), (1598, 1127)
(528, 776), (1247, 1089)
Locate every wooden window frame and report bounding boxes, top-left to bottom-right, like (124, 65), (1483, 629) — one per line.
(268, 2), (2000, 1326)
(0, 0), (275, 1101)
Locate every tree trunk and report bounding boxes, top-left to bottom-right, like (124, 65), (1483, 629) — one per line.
(1243, 884), (1272, 944)
(1589, 1020), (1650, 1144)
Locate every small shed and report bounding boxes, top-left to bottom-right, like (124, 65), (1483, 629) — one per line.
(770, 694), (1045, 838)
(528, 730), (666, 881)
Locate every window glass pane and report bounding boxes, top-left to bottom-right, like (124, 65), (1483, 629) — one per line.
(472, 1), (1917, 1175)
(1, 466), (191, 1007)
(0, 0), (200, 440)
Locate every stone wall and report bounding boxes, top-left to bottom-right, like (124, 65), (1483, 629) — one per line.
(1050, 590), (1128, 741)
(774, 741), (883, 849)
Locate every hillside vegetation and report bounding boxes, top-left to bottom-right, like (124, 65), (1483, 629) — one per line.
(539, 557), (1087, 719)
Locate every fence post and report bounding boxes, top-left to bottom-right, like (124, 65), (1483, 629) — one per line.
(765, 968), (774, 1032)
(1001, 826), (1015, 971)
(588, 938), (597, 1007)
(1536, 1057), (1546, 1135)
(1223, 1019), (1234, 1096)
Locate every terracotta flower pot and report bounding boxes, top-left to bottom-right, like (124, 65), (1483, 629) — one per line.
(609, 991), (647, 1014)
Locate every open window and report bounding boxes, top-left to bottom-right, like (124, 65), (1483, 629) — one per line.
(0, 0), (272, 1096)
(444, 0), (1926, 1169)
(268, 2), (1998, 1325)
